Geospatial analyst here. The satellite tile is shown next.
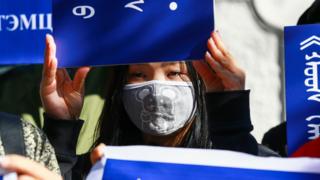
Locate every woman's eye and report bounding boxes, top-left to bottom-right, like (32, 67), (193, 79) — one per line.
(130, 72), (145, 78)
(168, 71), (181, 77)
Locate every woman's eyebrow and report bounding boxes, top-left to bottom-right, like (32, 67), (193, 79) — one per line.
(161, 62), (180, 67)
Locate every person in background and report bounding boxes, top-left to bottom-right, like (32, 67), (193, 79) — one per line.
(291, 0), (320, 158)
(0, 64), (109, 154)
(262, 0), (320, 158)
(0, 112), (60, 175)
(262, 122), (287, 157)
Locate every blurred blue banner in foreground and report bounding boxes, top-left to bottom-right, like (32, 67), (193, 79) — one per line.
(87, 146), (320, 180)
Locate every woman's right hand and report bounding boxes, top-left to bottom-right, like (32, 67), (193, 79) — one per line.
(40, 34), (90, 120)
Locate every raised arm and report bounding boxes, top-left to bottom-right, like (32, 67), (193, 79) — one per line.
(193, 31), (258, 155)
(41, 35), (91, 179)
(40, 34), (90, 120)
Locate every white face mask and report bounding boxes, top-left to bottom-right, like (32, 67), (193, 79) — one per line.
(122, 80), (196, 136)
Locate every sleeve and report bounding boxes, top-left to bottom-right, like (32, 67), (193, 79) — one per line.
(21, 121), (61, 175)
(43, 114), (90, 180)
(206, 90), (258, 155)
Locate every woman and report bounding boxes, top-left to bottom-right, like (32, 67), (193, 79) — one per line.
(41, 31), (258, 179)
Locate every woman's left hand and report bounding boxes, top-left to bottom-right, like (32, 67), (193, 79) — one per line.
(193, 31), (245, 92)
(90, 143), (107, 165)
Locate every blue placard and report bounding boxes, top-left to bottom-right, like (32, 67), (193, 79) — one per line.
(0, 0), (52, 65)
(53, 0), (214, 67)
(102, 159), (320, 179)
(284, 24), (320, 155)
(87, 146), (320, 180)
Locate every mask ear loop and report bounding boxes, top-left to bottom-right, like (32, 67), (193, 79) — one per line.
(184, 61), (200, 122)
(187, 83), (198, 123)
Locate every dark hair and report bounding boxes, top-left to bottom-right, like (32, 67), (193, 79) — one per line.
(298, 0), (320, 25)
(94, 61), (212, 148)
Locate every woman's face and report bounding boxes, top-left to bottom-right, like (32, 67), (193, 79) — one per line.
(122, 62), (196, 137)
(126, 62), (191, 84)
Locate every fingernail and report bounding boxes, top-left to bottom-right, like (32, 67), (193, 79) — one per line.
(49, 58), (53, 68)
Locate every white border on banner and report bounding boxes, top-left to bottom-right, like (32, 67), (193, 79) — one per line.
(102, 146), (320, 174)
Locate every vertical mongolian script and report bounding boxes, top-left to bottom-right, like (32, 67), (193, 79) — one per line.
(301, 35), (320, 140)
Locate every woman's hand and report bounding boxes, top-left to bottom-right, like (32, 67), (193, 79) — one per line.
(40, 34), (90, 120)
(90, 143), (106, 165)
(193, 31), (245, 92)
(0, 155), (62, 180)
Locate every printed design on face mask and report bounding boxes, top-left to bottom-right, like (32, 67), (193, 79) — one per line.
(122, 80), (195, 135)
(136, 85), (179, 126)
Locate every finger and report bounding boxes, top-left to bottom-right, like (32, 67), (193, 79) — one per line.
(205, 51), (225, 75)
(62, 69), (72, 82)
(44, 34), (56, 72)
(42, 35), (58, 86)
(207, 37), (224, 62)
(91, 143), (106, 165)
(192, 60), (215, 79)
(208, 49), (246, 89)
(211, 32), (239, 65)
(18, 175), (37, 180)
(73, 67), (91, 92)
(211, 32), (231, 57)
(42, 57), (58, 87)
(207, 36), (237, 72)
(206, 52), (245, 89)
(44, 34), (56, 67)
(207, 37), (232, 69)
(205, 51), (237, 81)
(211, 31), (229, 56)
(56, 68), (72, 89)
(44, 35), (50, 69)
(0, 155), (61, 180)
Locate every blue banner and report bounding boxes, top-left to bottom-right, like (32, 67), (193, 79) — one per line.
(284, 24), (320, 155)
(0, 0), (52, 65)
(53, 0), (214, 67)
(102, 159), (320, 179)
(86, 146), (320, 180)
(0, 170), (17, 180)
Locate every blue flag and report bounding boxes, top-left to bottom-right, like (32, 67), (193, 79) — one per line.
(53, 0), (214, 67)
(86, 146), (320, 180)
(0, 0), (51, 65)
(284, 24), (320, 155)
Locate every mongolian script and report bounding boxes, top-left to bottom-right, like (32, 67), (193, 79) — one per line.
(302, 35), (320, 140)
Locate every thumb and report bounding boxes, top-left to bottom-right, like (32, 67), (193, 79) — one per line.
(90, 143), (106, 165)
(73, 67), (91, 92)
